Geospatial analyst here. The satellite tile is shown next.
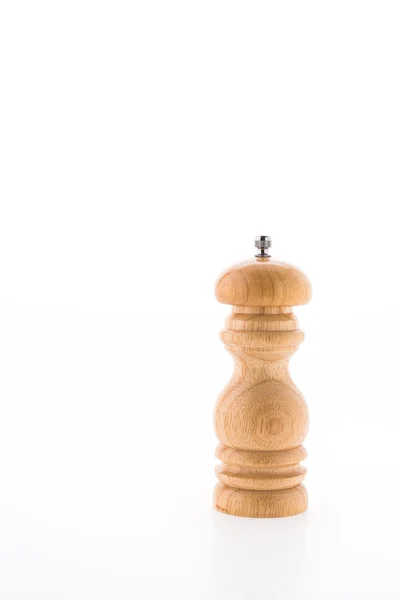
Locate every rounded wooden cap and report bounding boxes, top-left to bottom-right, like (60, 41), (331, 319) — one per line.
(215, 256), (311, 307)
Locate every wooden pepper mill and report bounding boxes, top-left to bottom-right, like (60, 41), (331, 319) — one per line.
(214, 236), (311, 518)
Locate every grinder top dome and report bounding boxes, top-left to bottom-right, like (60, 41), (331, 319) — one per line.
(215, 236), (311, 307)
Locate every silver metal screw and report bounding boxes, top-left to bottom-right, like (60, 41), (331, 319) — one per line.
(255, 235), (271, 258)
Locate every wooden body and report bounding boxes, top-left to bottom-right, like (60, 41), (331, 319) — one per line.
(214, 257), (311, 518)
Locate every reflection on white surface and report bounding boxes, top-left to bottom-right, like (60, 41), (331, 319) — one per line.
(213, 510), (309, 599)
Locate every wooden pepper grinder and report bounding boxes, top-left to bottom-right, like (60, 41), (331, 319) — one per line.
(214, 236), (311, 518)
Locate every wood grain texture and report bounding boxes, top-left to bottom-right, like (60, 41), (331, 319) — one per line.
(215, 257), (311, 307)
(214, 256), (311, 518)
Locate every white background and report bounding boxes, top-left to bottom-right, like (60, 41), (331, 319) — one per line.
(1, 1), (400, 598)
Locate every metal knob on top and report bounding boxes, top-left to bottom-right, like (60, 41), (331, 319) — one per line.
(255, 235), (272, 257)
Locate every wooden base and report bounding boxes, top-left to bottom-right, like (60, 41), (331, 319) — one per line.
(214, 482), (308, 518)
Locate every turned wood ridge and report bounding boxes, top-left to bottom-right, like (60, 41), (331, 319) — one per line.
(214, 236), (311, 518)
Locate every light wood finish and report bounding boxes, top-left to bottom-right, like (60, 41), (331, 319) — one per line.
(215, 258), (311, 307)
(214, 256), (311, 518)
